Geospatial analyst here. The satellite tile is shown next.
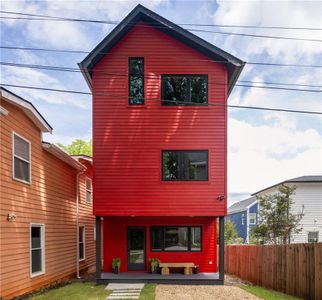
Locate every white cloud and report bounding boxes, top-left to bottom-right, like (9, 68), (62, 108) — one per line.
(213, 1), (322, 61)
(1, 0), (165, 49)
(228, 117), (322, 194)
(1, 66), (89, 108)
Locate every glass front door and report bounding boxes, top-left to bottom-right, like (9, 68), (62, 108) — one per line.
(127, 226), (146, 270)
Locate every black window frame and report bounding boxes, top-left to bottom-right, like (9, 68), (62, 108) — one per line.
(150, 226), (202, 252)
(128, 57), (144, 105)
(162, 150), (209, 181)
(161, 74), (208, 106)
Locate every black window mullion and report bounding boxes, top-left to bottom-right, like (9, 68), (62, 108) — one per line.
(179, 151), (184, 180)
(188, 226), (191, 251)
(187, 77), (191, 103)
(162, 227), (165, 251)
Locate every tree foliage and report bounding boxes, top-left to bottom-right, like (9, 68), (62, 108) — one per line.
(224, 220), (243, 245)
(57, 139), (92, 156)
(251, 184), (304, 244)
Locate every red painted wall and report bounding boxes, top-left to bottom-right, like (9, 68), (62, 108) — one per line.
(103, 217), (217, 273)
(93, 21), (228, 217)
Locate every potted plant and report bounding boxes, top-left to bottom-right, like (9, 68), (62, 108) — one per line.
(112, 258), (121, 274)
(150, 258), (160, 274)
(194, 265), (199, 274)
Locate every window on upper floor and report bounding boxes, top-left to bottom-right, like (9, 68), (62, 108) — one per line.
(249, 213), (257, 225)
(162, 150), (208, 181)
(151, 226), (202, 252)
(85, 177), (92, 203)
(308, 231), (319, 243)
(13, 132), (31, 184)
(129, 57), (144, 105)
(161, 75), (208, 105)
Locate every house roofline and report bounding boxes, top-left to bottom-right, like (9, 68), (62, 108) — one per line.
(78, 4), (245, 96)
(252, 176), (322, 195)
(42, 142), (86, 171)
(1, 87), (53, 133)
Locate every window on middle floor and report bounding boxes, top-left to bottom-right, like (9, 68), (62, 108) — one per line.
(161, 75), (207, 105)
(162, 150), (208, 181)
(129, 57), (144, 105)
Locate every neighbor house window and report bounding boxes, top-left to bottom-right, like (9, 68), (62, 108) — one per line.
(249, 213), (257, 225)
(241, 214), (245, 225)
(30, 224), (45, 276)
(13, 132), (31, 183)
(308, 232), (319, 243)
(129, 57), (144, 105)
(162, 150), (208, 181)
(85, 177), (92, 203)
(161, 75), (207, 105)
(151, 226), (202, 252)
(79, 226), (85, 261)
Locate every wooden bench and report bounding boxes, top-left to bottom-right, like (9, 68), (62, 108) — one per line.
(159, 262), (195, 275)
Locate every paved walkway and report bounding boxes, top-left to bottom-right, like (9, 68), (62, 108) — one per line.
(105, 283), (144, 299)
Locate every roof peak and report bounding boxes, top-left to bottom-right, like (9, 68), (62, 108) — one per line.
(1, 87), (52, 133)
(79, 4), (244, 96)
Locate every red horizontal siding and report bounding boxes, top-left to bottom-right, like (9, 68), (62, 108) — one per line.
(93, 21), (227, 216)
(103, 217), (217, 273)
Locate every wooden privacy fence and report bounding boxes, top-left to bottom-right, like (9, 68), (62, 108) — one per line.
(225, 243), (322, 300)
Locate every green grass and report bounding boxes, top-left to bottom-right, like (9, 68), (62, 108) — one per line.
(28, 282), (156, 300)
(29, 282), (110, 300)
(140, 284), (156, 300)
(240, 285), (301, 300)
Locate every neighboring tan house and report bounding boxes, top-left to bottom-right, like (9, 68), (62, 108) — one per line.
(253, 176), (322, 244)
(227, 196), (258, 243)
(78, 4), (244, 284)
(0, 87), (95, 299)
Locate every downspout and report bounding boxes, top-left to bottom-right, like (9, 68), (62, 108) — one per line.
(76, 171), (82, 279)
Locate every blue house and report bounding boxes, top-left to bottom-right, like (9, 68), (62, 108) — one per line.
(226, 196), (258, 243)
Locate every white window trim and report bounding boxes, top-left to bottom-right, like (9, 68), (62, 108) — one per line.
(79, 226), (86, 261)
(307, 231), (319, 243)
(249, 213), (257, 225)
(85, 177), (92, 204)
(30, 223), (45, 278)
(12, 131), (32, 185)
(241, 213), (245, 225)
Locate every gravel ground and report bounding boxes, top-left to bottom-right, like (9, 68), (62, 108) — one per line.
(155, 285), (261, 300)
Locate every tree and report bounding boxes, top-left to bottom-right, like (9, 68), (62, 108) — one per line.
(224, 220), (243, 245)
(251, 184), (304, 245)
(57, 139), (92, 156)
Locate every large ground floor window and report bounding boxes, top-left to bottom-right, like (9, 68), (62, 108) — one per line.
(151, 226), (202, 252)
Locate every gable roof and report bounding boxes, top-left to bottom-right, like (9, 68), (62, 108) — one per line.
(1, 87), (52, 133)
(79, 4), (245, 96)
(228, 196), (257, 214)
(252, 175), (322, 195)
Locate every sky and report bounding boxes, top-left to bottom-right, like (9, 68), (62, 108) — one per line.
(1, 0), (321, 205)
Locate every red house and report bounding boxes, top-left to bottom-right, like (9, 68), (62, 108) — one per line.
(79, 5), (244, 284)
